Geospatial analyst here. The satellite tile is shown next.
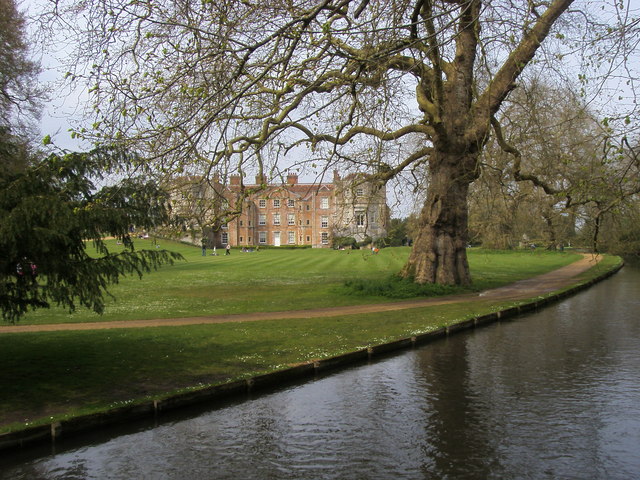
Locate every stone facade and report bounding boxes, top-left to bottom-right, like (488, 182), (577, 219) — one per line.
(169, 171), (388, 248)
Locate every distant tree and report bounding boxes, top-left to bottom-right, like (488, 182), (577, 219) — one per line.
(332, 235), (358, 249)
(598, 202), (640, 258)
(572, 137), (640, 254)
(0, 146), (183, 322)
(471, 77), (640, 251)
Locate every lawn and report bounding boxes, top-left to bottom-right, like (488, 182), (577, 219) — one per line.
(0, 246), (622, 435)
(12, 239), (581, 325)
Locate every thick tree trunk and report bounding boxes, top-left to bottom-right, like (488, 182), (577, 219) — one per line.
(402, 153), (477, 286)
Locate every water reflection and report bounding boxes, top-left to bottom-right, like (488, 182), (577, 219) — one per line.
(1, 267), (639, 479)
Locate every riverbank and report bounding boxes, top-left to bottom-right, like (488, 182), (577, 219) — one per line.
(0, 254), (623, 450)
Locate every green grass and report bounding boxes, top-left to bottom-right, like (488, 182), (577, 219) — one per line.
(0, 300), (495, 428)
(0, 247), (621, 434)
(13, 241), (581, 325)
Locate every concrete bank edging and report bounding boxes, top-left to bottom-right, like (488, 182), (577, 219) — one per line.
(0, 261), (624, 451)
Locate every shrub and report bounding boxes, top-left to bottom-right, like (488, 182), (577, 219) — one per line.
(357, 236), (373, 248)
(341, 275), (467, 299)
(332, 236), (358, 249)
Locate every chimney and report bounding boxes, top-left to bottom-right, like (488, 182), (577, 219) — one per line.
(230, 175), (241, 186)
(287, 174), (298, 185)
(255, 174), (266, 185)
(333, 170), (341, 182)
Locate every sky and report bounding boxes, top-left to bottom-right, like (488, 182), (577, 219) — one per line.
(21, 0), (89, 151)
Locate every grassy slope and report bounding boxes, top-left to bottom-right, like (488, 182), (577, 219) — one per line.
(0, 245), (620, 434)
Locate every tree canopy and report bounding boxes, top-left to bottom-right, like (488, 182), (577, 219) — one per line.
(41, 0), (640, 283)
(0, 146), (182, 322)
(469, 77), (640, 252)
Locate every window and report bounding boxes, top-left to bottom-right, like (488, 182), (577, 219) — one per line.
(306, 235), (311, 242)
(259, 199), (266, 208)
(356, 188), (364, 197)
(288, 231), (295, 244)
(306, 219), (310, 225)
(356, 212), (366, 227)
(273, 213), (281, 226)
(259, 232), (267, 244)
(239, 220), (244, 226)
(306, 204), (310, 211)
(288, 213), (295, 225)
(321, 215), (328, 228)
(287, 199), (295, 207)
(320, 197), (329, 209)
(259, 214), (266, 226)
(273, 199), (280, 208)
(221, 232), (229, 245)
(321, 232), (329, 244)
(239, 236), (243, 242)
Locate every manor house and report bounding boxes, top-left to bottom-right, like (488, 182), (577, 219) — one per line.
(170, 171), (388, 249)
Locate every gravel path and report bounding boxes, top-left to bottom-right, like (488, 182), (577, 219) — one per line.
(0, 254), (601, 334)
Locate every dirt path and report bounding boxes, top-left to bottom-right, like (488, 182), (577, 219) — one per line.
(0, 254), (602, 334)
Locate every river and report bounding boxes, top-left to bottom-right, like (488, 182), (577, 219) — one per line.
(1, 266), (639, 479)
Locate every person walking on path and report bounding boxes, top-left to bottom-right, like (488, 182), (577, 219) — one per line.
(201, 238), (207, 256)
(225, 244), (231, 255)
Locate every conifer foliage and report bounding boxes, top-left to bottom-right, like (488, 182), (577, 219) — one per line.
(0, 146), (183, 322)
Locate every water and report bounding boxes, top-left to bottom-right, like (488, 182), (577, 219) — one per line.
(1, 267), (639, 479)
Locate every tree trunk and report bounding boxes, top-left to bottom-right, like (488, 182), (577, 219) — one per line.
(402, 152), (478, 286)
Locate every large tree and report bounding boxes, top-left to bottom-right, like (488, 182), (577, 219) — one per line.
(43, 0), (637, 284)
(0, 146), (183, 322)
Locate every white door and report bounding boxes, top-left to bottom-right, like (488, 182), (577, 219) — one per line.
(274, 231), (281, 247)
